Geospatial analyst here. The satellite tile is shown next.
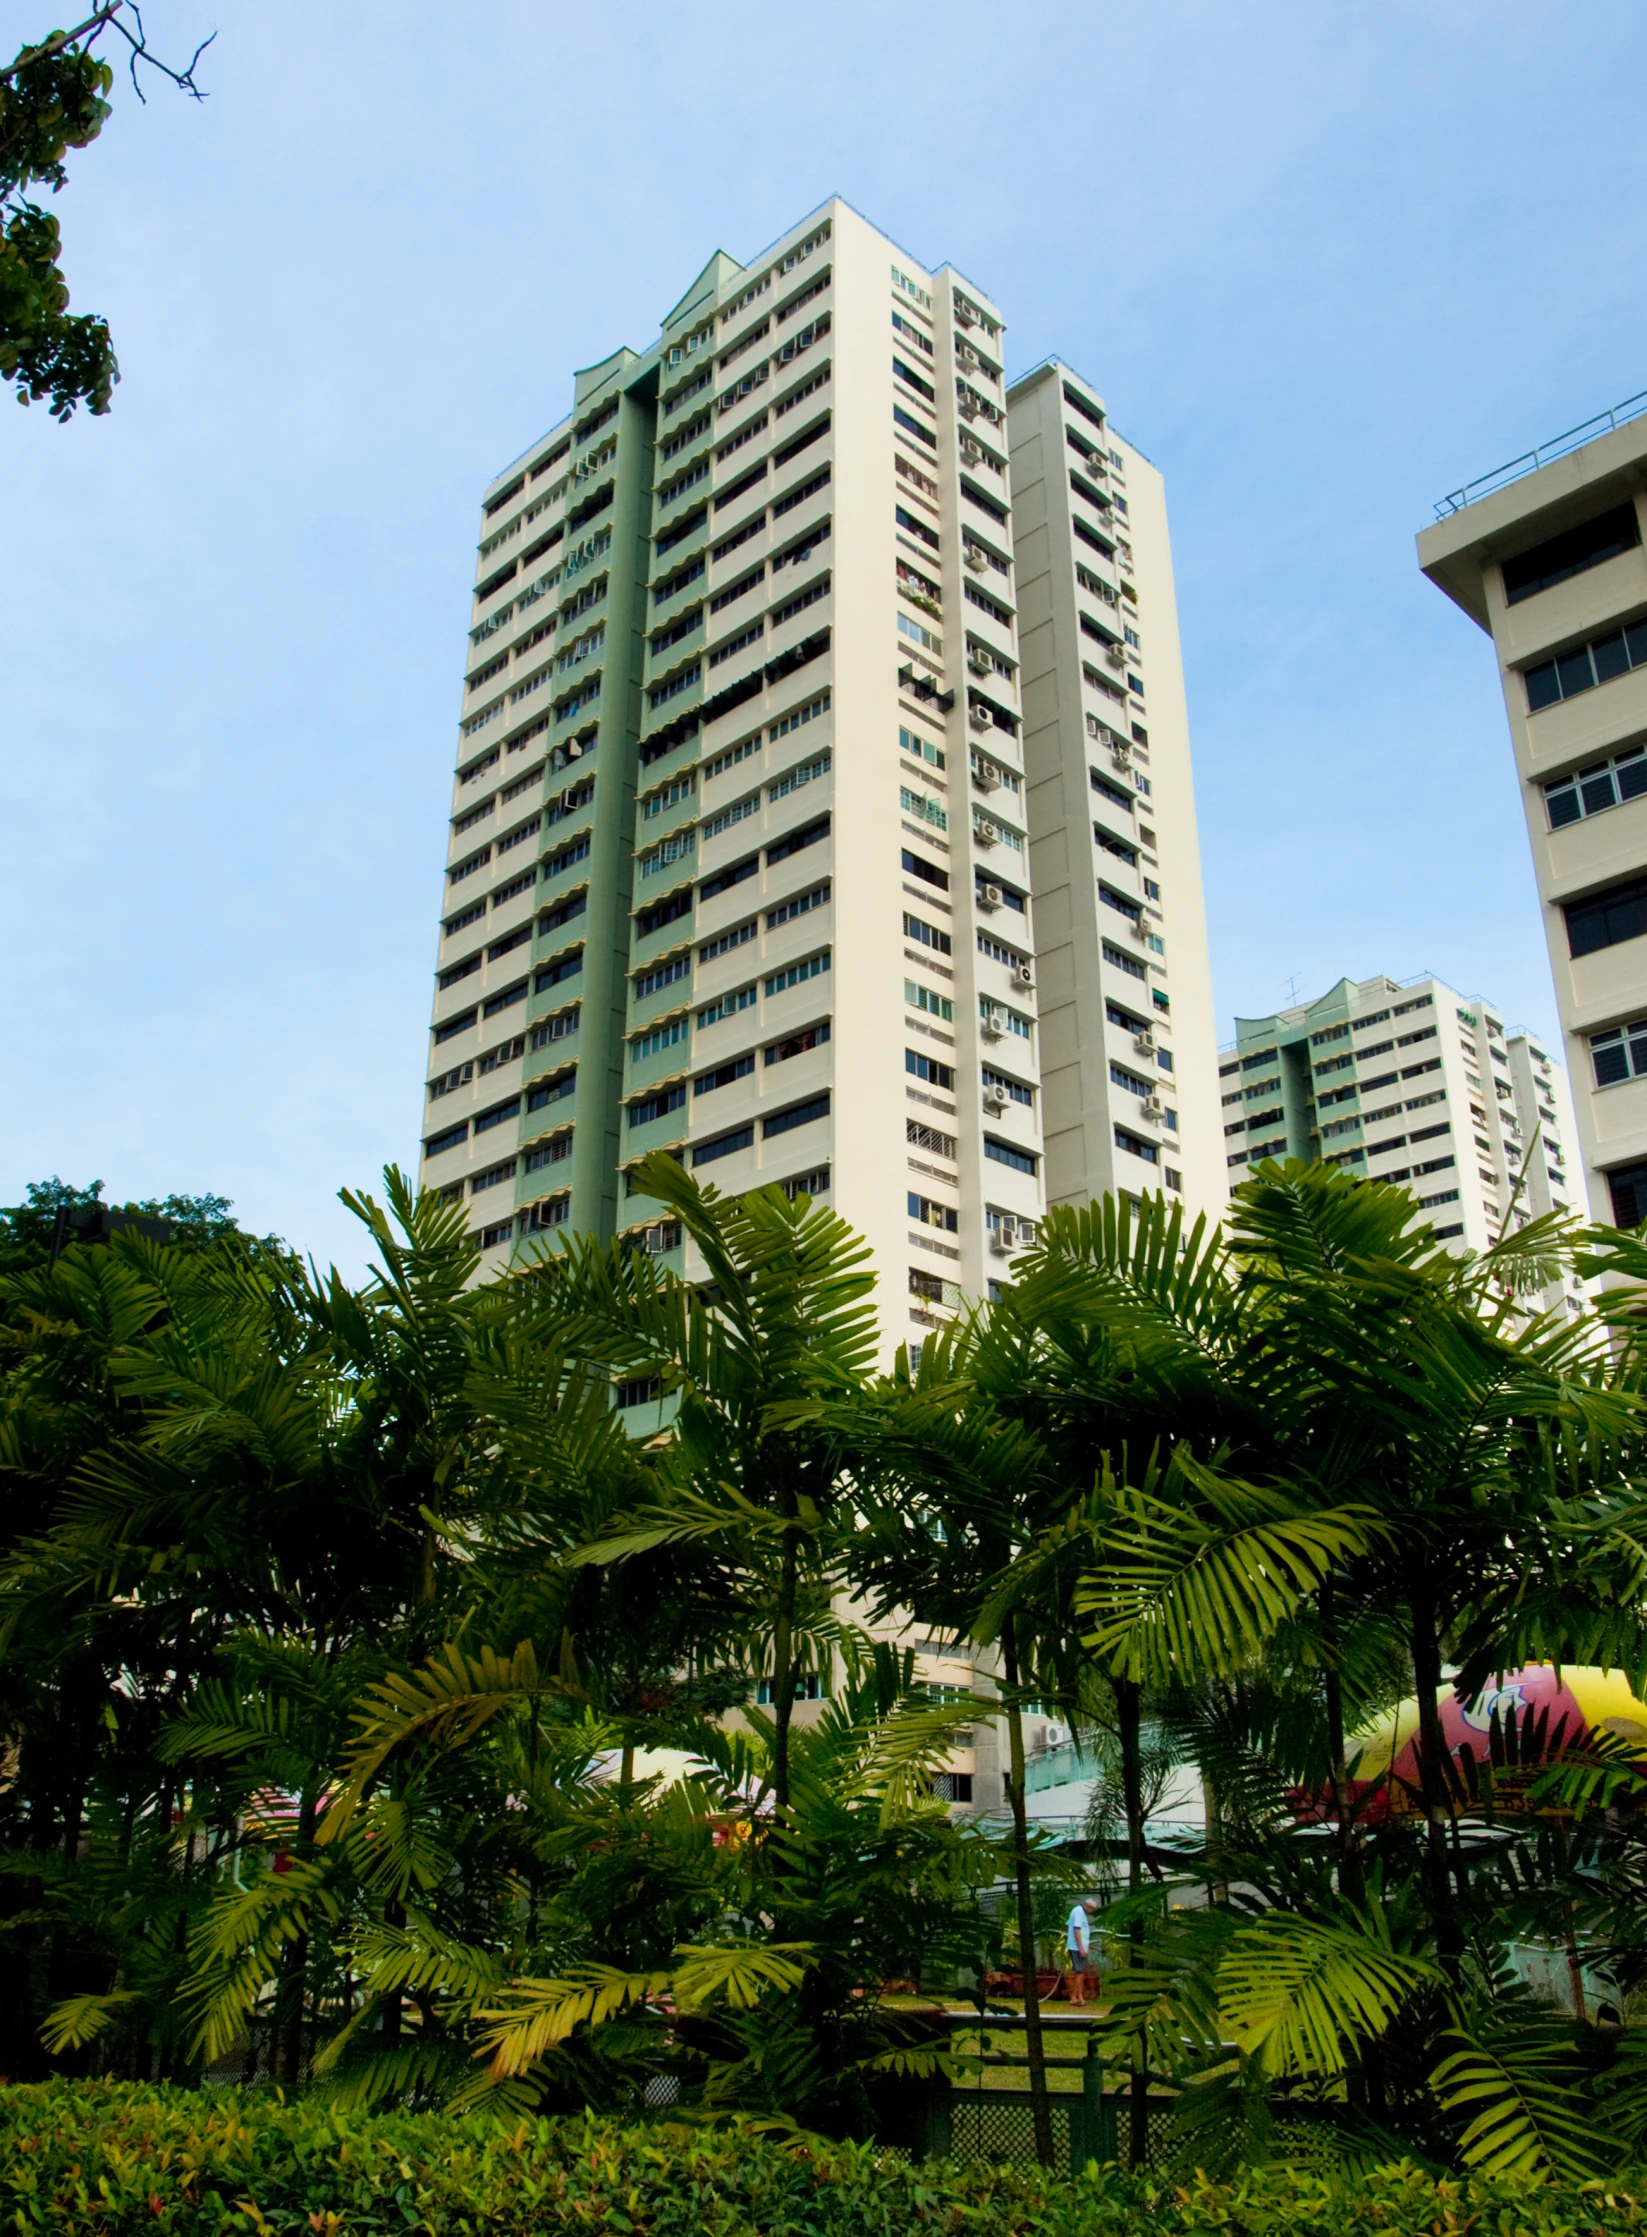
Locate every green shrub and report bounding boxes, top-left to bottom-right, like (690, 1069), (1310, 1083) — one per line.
(0, 2081), (1642, 2237)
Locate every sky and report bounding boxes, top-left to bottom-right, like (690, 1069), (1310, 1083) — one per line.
(6, 0), (1647, 1271)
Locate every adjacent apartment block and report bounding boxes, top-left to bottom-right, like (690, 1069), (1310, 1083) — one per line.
(418, 199), (1221, 1354)
(1007, 367), (1224, 1220)
(1418, 397), (1647, 1229)
(1226, 972), (1587, 1303)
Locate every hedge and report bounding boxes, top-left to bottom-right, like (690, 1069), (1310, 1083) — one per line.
(0, 2081), (1642, 2237)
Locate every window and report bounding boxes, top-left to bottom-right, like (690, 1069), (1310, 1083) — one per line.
(636, 888), (692, 938)
(1545, 742), (1647, 828)
(525, 1133), (572, 1173)
(699, 853), (757, 902)
(906, 979), (953, 1020)
(1525, 618), (1647, 711)
(615, 1376), (662, 1410)
(631, 1017), (688, 1064)
(978, 872), (1026, 913)
(692, 1124), (754, 1167)
(474, 1094), (520, 1134)
(697, 984), (756, 1027)
(896, 501), (940, 548)
(768, 881), (830, 927)
(434, 1008), (477, 1045)
(770, 748), (830, 802)
(470, 1158), (516, 1194)
(695, 1053), (754, 1096)
(1608, 1160), (1647, 1228)
(1103, 939), (1147, 981)
(767, 1022), (829, 1064)
(640, 828), (695, 878)
(773, 464), (831, 518)
(765, 948), (830, 996)
(425, 1120), (467, 1158)
(1592, 1018), (1647, 1086)
(771, 690), (829, 741)
(907, 1050), (955, 1090)
(909, 1191), (959, 1232)
(902, 847), (949, 892)
(635, 952), (689, 999)
(901, 785), (947, 832)
(1110, 1061), (1154, 1097)
(628, 1083), (686, 1129)
(1090, 767), (1134, 814)
(985, 1136), (1038, 1175)
(1503, 503), (1640, 605)
(767, 815), (829, 865)
(1115, 1125), (1160, 1165)
(766, 1091), (829, 1137)
(1566, 874), (1647, 958)
(900, 725), (945, 771)
(642, 773), (696, 821)
(983, 1065), (1034, 1106)
(977, 930), (1028, 969)
(906, 911), (951, 955)
(702, 792), (760, 841)
(526, 1069), (575, 1113)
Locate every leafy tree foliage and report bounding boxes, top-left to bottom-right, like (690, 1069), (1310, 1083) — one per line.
(1, 5), (212, 419)
(6, 1151), (1647, 2183)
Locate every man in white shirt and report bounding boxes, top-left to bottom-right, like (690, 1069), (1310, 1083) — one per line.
(1065, 1896), (1099, 2005)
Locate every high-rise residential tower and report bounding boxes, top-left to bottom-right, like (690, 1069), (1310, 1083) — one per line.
(1417, 400), (1647, 1229)
(1225, 972), (1588, 1309)
(419, 199), (1220, 1369)
(1007, 365), (1223, 1220)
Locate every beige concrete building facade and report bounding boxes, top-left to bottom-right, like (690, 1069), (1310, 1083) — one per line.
(1418, 399), (1647, 1229)
(421, 200), (1221, 1375)
(1008, 364), (1225, 1225)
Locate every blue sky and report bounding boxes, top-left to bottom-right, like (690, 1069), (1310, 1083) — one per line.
(6, 0), (1646, 1268)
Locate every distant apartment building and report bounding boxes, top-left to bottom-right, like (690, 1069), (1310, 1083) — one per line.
(1226, 973), (1586, 1303)
(1418, 396), (1647, 1229)
(418, 198), (1222, 1375)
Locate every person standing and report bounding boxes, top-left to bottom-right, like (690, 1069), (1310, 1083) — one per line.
(1065, 1896), (1099, 2005)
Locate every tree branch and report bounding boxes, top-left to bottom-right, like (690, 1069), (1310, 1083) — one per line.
(0, 2), (215, 104)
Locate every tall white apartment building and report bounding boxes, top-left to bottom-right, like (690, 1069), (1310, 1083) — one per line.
(1226, 973), (1587, 1308)
(1418, 400), (1647, 1230)
(1007, 366), (1223, 1220)
(418, 199), (1220, 1372)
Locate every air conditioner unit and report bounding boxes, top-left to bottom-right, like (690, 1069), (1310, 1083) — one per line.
(959, 434), (983, 465)
(979, 882), (1004, 910)
(969, 705), (992, 732)
(1105, 643), (1127, 669)
(1141, 1095), (1165, 1120)
(972, 757), (999, 791)
(981, 1008), (1007, 1039)
(1013, 963), (1034, 990)
(958, 395), (979, 420)
(1111, 744), (1133, 770)
(957, 342), (979, 369)
(956, 302), (978, 328)
(963, 544), (988, 572)
(976, 817), (999, 845)
(989, 1221), (1016, 1255)
(1042, 1721), (1070, 1750)
(1133, 1030), (1156, 1055)
(982, 1087), (1008, 1116)
(968, 650), (992, 674)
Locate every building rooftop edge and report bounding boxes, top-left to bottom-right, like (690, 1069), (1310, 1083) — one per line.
(1431, 383), (1647, 522)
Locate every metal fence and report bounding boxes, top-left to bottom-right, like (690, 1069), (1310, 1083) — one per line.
(888, 2013), (1177, 2174)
